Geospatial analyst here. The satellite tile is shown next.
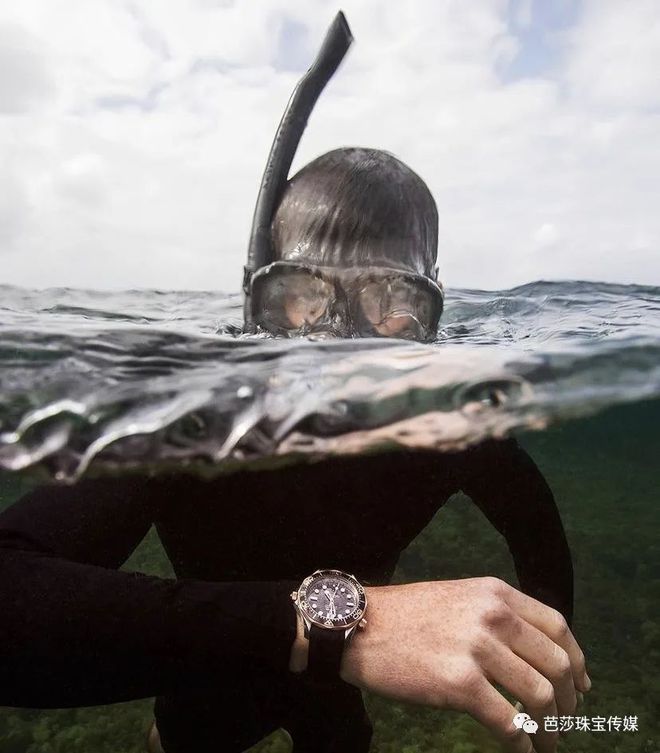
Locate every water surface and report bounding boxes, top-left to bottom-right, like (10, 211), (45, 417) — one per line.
(1, 281), (658, 482)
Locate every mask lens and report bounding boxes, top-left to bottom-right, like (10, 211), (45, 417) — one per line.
(358, 278), (436, 339)
(256, 269), (334, 331)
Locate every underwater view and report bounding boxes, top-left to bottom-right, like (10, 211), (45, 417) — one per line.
(0, 280), (659, 752)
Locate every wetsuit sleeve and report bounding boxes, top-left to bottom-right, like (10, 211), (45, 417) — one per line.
(0, 478), (297, 708)
(458, 438), (574, 626)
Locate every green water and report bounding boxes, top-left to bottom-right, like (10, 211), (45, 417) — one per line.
(0, 399), (658, 752)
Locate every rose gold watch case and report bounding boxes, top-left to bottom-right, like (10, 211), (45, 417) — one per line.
(291, 568), (367, 637)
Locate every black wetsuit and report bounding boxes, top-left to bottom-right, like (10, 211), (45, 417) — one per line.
(0, 439), (573, 752)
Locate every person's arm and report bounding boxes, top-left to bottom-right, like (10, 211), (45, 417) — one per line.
(0, 477), (296, 708)
(457, 437), (574, 626)
(292, 576), (590, 753)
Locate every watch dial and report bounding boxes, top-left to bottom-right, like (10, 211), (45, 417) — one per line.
(303, 573), (362, 626)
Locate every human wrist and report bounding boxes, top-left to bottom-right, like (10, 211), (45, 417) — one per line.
(340, 585), (378, 685)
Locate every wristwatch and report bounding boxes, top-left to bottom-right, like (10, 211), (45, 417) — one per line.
(291, 568), (368, 682)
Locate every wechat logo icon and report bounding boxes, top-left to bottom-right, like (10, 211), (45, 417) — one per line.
(513, 712), (538, 734)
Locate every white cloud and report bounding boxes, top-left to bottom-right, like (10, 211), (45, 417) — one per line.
(0, 168), (30, 245)
(0, 0), (659, 292)
(566, 0), (660, 110)
(533, 223), (560, 249)
(512, 0), (533, 30)
(0, 23), (53, 114)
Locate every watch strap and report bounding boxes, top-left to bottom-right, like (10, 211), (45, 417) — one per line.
(307, 624), (346, 682)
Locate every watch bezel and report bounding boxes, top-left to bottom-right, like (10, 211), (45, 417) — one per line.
(296, 568), (367, 631)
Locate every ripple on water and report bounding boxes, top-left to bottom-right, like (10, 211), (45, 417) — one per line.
(0, 281), (659, 482)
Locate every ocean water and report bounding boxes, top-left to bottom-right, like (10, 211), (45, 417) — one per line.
(1, 281), (659, 481)
(0, 281), (658, 752)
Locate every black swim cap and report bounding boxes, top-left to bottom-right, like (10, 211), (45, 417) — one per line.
(272, 147), (438, 277)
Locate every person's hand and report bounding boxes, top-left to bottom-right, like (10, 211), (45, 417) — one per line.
(339, 577), (591, 753)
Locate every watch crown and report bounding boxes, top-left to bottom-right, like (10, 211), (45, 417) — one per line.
(290, 591), (298, 601)
(359, 618), (367, 629)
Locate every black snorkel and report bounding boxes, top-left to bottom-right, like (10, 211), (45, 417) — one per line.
(243, 11), (353, 328)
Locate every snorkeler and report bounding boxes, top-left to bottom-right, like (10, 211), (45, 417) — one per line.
(245, 145), (442, 342)
(0, 11), (589, 753)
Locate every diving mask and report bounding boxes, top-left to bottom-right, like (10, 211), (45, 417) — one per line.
(250, 262), (444, 341)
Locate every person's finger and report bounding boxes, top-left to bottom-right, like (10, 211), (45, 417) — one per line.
(462, 677), (537, 753)
(501, 585), (590, 692)
(507, 614), (577, 717)
(515, 693), (584, 738)
(481, 641), (558, 753)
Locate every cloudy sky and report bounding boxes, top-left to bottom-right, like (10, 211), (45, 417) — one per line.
(1, 0), (659, 292)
